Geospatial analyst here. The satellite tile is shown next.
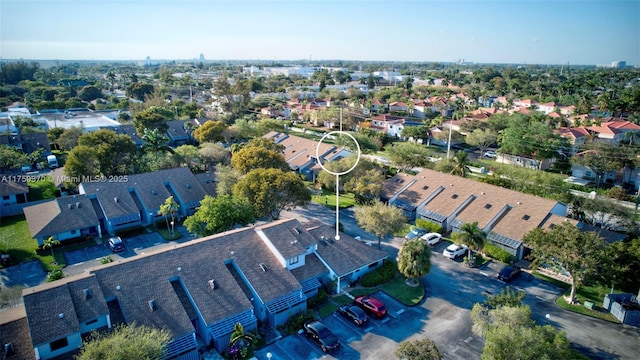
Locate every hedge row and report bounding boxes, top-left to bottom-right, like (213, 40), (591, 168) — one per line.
(361, 259), (396, 287)
(415, 219), (443, 234)
(483, 243), (514, 264)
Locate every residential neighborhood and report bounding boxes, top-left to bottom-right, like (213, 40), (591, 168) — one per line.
(1, 57), (640, 360)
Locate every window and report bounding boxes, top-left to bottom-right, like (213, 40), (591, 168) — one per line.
(85, 319), (98, 326)
(2, 195), (10, 200)
(50, 337), (69, 351)
(290, 256), (299, 265)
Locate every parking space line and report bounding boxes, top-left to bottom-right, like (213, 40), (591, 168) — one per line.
(397, 309), (405, 315)
(363, 326), (374, 332)
(381, 317), (390, 323)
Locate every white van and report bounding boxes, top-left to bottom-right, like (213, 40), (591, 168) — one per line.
(47, 155), (59, 168)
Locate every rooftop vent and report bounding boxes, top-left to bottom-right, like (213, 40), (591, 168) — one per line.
(148, 299), (157, 312)
(293, 227), (300, 235)
(422, 185), (429, 190)
(451, 194), (458, 199)
(116, 285), (121, 291)
(208, 279), (216, 290)
(522, 214), (530, 221)
(177, 266), (182, 272)
(259, 263), (268, 272)
(76, 202), (81, 208)
(484, 203), (492, 209)
(481, 191), (485, 195)
(186, 183), (191, 189)
(68, 203), (74, 209)
(58, 313), (65, 319)
(151, 190), (158, 195)
(83, 288), (92, 300)
(517, 201), (522, 205)
(114, 197), (119, 203)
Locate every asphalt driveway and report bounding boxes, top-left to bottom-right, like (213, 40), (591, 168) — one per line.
(0, 260), (46, 287)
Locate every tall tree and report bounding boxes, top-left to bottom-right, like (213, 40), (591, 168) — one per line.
(214, 164), (241, 196)
(355, 201), (407, 249)
(0, 145), (28, 172)
(43, 236), (60, 263)
(193, 120), (228, 143)
(233, 168), (310, 219)
(78, 129), (137, 176)
(523, 222), (610, 304)
(499, 114), (565, 170)
(56, 126), (84, 151)
(383, 142), (433, 172)
(184, 195), (254, 236)
(64, 145), (101, 182)
(230, 146), (289, 175)
(75, 323), (171, 360)
(454, 221), (486, 264)
(158, 196), (180, 236)
(397, 238), (432, 285)
(449, 150), (470, 177)
(125, 82), (154, 101)
(395, 338), (442, 360)
(570, 140), (625, 189)
(133, 106), (172, 134)
(141, 127), (174, 161)
(465, 128), (498, 157)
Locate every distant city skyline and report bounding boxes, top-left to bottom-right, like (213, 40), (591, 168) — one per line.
(1, 0), (638, 66)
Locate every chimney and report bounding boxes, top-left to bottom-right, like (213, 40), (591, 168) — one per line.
(208, 279), (216, 290)
(148, 299), (157, 312)
(83, 288), (92, 300)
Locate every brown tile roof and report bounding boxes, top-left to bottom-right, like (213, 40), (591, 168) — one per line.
(23, 195), (99, 239)
(380, 173), (413, 200)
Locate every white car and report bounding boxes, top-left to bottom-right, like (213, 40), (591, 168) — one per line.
(443, 244), (468, 259)
(484, 151), (497, 159)
(420, 232), (442, 246)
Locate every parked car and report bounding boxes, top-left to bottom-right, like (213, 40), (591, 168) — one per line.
(421, 232), (442, 246)
(337, 305), (369, 326)
(405, 228), (427, 240)
(497, 265), (521, 282)
(354, 295), (387, 318)
(302, 320), (340, 353)
(484, 151), (497, 159)
(443, 244), (468, 259)
(108, 236), (125, 253)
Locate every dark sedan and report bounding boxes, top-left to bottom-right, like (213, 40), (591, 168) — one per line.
(302, 320), (340, 353)
(337, 305), (369, 326)
(497, 265), (521, 282)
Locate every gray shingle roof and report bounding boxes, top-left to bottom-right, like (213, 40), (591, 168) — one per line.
(0, 312), (36, 360)
(305, 222), (388, 276)
(66, 275), (109, 323)
(23, 283), (80, 346)
(0, 177), (28, 196)
(80, 182), (139, 220)
(259, 219), (316, 259)
(23, 195), (99, 239)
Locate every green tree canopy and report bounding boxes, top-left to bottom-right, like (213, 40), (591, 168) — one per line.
(498, 115), (565, 170)
(230, 146), (289, 175)
(75, 323), (171, 360)
(453, 221), (486, 263)
(523, 222), (610, 304)
(64, 145), (101, 181)
(125, 82), (154, 101)
(184, 194), (254, 236)
(78, 85), (103, 102)
(214, 164), (241, 196)
(570, 140), (626, 189)
(56, 126), (84, 151)
(395, 338), (442, 360)
(355, 201), (407, 249)
(233, 168), (310, 219)
(133, 106), (172, 134)
(77, 129), (137, 176)
(193, 120), (228, 143)
(397, 238), (432, 284)
(465, 128), (498, 156)
(383, 142), (433, 172)
(0, 145), (28, 172)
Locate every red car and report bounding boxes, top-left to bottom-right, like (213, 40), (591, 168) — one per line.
(354, 295), (387, 318)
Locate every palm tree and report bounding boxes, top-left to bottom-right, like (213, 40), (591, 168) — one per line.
(141, 127), (174, 161)
(450, 150), (470, 177)
(229, 322), (256, 359)
(455, 221), (486, 265)
(183, 121), (195, 145)
(397, 238), (432, 286)
(43, 236), (60, 264)
(158, 196), (180, 236)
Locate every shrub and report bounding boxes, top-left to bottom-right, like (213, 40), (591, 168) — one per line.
(278, 309), (315, 336)
(307, 288), (328, 309)
(99, 255), (113, 264)
(415, 219), (443, 234)
(361, 259), (396, 287)
(483, 243), (514, 264)
(47, 267), (65, 282)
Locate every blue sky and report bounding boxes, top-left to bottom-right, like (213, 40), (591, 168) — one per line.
(1, 0), (638, 65)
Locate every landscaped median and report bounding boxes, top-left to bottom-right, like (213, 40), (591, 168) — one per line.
(532, 272), (621, 323)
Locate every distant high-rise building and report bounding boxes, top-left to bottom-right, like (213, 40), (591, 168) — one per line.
(199, 53), (205, 62)
(611, 60), (626, 69)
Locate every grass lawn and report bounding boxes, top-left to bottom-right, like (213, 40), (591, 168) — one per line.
(158, 228), (182, 241)
(331, 294), (353, 307)
(532, 272), (621, 322)
(317, 302), (339, 318)
(27, 178), (58, 201)
(0, 215), (39, 267)
(381, 276), (425, 306)
(311, 192), (355, 209)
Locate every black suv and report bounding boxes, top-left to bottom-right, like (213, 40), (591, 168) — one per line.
(302, 320), (339, 353)
(108, 236), (125, 253)
(337, 305), (369, 326)
(497, 265), (521, 282)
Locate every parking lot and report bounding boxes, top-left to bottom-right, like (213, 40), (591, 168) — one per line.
(254, 290), (426, 360)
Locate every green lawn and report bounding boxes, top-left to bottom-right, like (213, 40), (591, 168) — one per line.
(0, 215), (39, 267)
(158, 228), (182, 241)
(27, 178), (58, 201)
(311, 192), (356, 209)
(317, 302), (339, 318)
(532, 272), (621, 322)
(381, 276), (425, 306)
